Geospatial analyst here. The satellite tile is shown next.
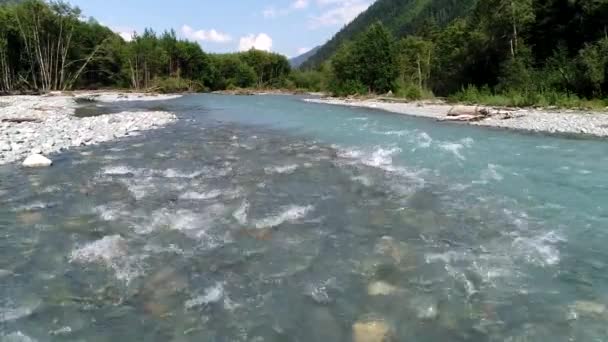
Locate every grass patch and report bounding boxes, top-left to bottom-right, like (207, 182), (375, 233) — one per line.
(450, 85), (608, 110)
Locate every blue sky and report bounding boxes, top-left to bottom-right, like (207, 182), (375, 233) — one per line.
(70, 0), (374, 57)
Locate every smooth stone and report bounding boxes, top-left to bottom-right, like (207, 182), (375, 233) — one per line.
(352, 318), (393, 342)
(30, 148), (41, 154)
(22, 154), (52, 167)
(571, 300), (606, 316)
(0, 141), (11, 151)
(367, 281), (399, 296)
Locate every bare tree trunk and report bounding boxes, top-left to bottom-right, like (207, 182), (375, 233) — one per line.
(64, 43), (103, 90)
(416, 55), (422, 90)
(510, 0), (518, 57)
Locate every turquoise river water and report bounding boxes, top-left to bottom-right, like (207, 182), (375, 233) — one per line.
(1, 94), (607, 341)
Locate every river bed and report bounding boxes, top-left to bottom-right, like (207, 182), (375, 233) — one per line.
(1, 94), (607, 341)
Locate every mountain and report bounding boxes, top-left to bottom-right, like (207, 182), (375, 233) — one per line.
(301, 0), (477, 69)
(289, 46), (320, 69)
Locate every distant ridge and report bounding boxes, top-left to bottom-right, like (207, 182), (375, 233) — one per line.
(289, 46), (320, 69)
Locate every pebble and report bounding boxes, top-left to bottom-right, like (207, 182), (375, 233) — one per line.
(0, 94), (178, 165)
(22, 154), (52, 167)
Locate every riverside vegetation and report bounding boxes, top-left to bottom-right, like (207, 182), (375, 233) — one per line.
(0, 0), (291, 94)
(2, 0), (608, 110)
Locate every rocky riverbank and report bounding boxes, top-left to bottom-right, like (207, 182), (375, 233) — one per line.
(305, 98), (608, 138)
(0, 92), (179, 165)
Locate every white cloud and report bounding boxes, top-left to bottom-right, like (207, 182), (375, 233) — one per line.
(118, 31), (134, 42)
(292, 0), (309, 9)
(181, 25), (232, 43)
(309, 0), (372, 29)
(103, 23), (136, 42)
(239, 33), (273, 52)
(297, 47), (311, 54)
(263, 0), (309, 19)
(263, 7), (279, 18)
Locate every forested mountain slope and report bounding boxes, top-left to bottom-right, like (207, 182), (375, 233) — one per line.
(301, 0), (477, 69)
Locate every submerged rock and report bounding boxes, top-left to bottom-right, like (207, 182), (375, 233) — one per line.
(367, 281), (399, 296)
(570, 300), (606, 317)
(22, 153), (52, 167)
(411, 296), (439, 320)
(352, 318), (393, 342)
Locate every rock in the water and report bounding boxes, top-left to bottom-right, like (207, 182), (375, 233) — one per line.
(367, 281), (399, 296)
(352, 318), (392, 342)
(22, 153), (52, 167)
(571, 300), (606, 317)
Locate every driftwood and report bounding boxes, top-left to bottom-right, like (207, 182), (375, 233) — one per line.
(443, 105), (517, 122)
(438, 114), (486, 122)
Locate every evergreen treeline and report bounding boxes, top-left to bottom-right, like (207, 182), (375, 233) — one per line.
(0, 0), (291, 93)
(304, 0), (608, 107)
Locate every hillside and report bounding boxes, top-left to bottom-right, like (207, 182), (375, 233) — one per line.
(301, 0), (477, 69)
(289, 46), (320, 68)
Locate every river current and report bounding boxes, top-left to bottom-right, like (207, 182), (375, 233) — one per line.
(1, 94), (607, 341)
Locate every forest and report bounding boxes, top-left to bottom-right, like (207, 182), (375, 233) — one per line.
(0, 0), (291, 93)
(302, 0), (608, 107)
(2, 0), (608, 108)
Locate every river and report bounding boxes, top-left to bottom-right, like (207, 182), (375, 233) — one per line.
(1, 94), (607, 341)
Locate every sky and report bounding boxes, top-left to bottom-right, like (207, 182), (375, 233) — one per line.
(69, 0), (375, 57)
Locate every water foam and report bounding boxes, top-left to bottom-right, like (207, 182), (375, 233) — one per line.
(233, 200), (249, 225)
(254, 205), (314, 229)
(162, 169), (203, 179)
(512, 230), (563, 267)
(1, 331), (37, 342)
(102, 165), (137, 176)
(476, 164), (504, 184)
(0, 301), (40, 323)
(337, 146), (402, 171)
(70, 235), (143, 283)
(416, 132), (433, 148)
(264, 164), (299, 175)
(185, 282), (224, 309)
(179, 190), (222, 200)
(438, 137), (474, 160)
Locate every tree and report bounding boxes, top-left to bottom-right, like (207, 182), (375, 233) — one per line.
(397, 36), (433, 91)
(330, 23), (398, 95)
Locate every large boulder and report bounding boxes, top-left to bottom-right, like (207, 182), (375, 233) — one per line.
(22, 154), (52, 167)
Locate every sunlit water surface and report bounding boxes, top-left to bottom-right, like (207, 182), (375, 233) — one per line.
(1, 94), (607, 341)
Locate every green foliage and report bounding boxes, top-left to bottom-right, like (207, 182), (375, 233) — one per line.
(301, 0), (478, 69)
(152, 77), (204, 93)
(451, 85), (608, 109)
(329, 23), (398, 95)
(0, 0), (290, 93)
(288, 70), (324, 91)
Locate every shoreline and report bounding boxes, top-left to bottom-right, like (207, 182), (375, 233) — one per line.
(0, 92), (180, 166)
(305, 98), (608, 138)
